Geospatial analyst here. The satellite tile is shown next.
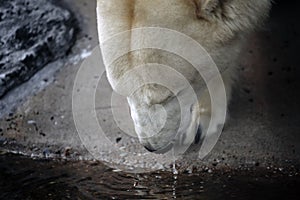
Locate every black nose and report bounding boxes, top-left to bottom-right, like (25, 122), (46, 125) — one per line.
(194, 126), (202, 144)
(144, 144), (156, 152)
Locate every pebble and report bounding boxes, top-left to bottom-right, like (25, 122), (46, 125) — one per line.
(27, 120), (36, 125)
(153, 163), (164, 170)
(120, 153), (128, 157)
(64, 147), (72, 157)
(33, 147), (39, 152)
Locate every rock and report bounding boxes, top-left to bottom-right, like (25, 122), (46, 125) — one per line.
(63, 146), (72, 157)
(0, 0), (76, 98)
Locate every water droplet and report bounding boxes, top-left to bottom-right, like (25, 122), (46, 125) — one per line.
(173, 162), (178, 176)
(172, 149), (178, 175)
(172, 149), (178, 199)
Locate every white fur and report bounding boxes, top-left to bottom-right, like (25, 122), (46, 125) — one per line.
(96, 0), (271, 152)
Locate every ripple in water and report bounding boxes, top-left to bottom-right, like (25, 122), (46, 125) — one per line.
(0, 153), (300, 199)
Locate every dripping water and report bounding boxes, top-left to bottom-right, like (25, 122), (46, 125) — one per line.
(172, 148), (178, 198)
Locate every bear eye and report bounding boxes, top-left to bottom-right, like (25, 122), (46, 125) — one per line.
(192, 0), (223, 21)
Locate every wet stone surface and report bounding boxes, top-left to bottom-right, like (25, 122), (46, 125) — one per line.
(0, 0), (76, 97)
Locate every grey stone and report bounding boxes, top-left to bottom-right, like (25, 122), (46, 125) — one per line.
(0, 0), (76, 97)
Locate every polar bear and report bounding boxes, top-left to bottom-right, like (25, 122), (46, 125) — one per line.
(96, 0), (271, 153)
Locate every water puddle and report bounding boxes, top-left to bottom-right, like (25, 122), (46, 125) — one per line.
(0, 153), (299, 199)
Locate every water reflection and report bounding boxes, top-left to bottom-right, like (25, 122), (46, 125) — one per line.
(0, 153), (299, 199)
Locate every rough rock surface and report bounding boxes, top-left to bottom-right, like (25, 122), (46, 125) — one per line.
(0, 0), (76, 97)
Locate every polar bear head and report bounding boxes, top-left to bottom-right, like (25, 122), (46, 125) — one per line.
(97, 0), (271, 153)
